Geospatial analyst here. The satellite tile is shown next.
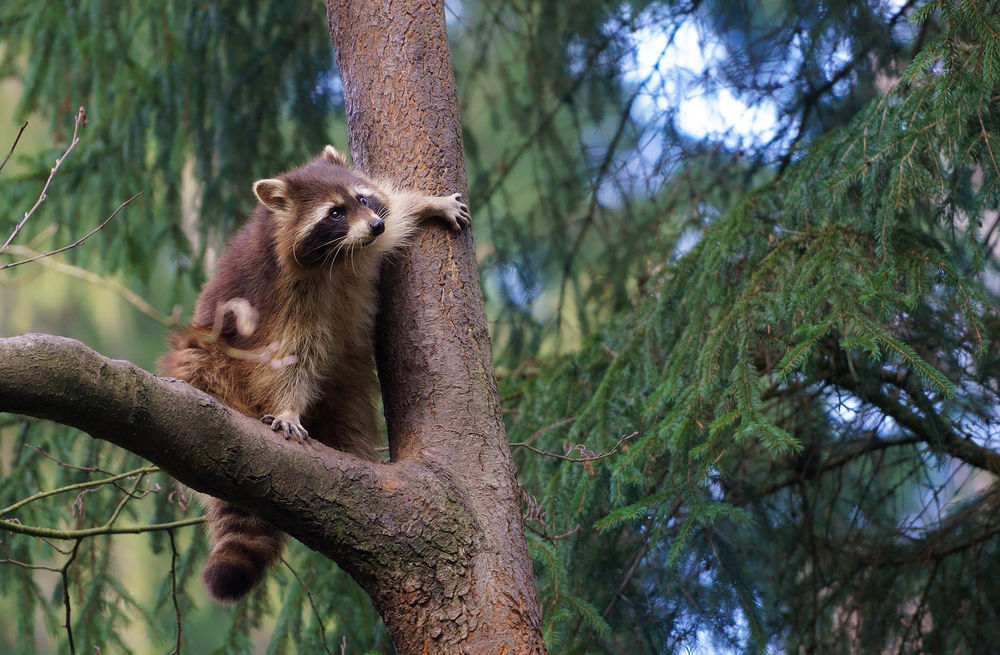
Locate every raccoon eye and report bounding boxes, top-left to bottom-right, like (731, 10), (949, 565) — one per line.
(358, 196), (368, 207)
(328, 206), (345, 220)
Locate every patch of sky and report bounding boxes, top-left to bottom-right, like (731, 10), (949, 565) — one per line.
(625, 17), (781, 149)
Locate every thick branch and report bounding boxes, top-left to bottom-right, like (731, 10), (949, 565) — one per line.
(832, 365), (1000, 475)
(0, 334), (471, 582)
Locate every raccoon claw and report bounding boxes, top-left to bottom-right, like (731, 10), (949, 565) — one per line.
(441, 193), (471, 232)
(261, 414), (310, 443)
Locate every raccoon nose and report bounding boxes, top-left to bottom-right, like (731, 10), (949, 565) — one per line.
(368, 219), (385, 235)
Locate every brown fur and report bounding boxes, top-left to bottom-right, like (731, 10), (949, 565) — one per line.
(159, 145), (470, 602)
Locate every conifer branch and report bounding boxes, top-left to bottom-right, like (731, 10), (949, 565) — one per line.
(969, 0), (1000, 42)
(832, 362), (1000, 474)
(846, 312), (956, 397)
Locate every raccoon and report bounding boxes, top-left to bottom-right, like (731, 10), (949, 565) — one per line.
(159, 145), (469, 601)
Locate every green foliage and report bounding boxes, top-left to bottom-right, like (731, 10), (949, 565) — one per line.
(500, 0), (1000, 652)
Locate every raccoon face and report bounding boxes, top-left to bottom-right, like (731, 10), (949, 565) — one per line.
(292, 196), (385, 266)
(253, 160), (386, 269)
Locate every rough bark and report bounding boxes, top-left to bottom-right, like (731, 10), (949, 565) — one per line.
(326, 1), (546, 652)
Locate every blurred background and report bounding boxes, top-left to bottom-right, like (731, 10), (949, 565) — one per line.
(2, 0), (999, 653)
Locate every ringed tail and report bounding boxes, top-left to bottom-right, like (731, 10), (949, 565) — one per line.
(202, 499), (284, 602)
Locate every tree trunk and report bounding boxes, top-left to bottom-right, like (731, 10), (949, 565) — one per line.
(326, 1), (546, 652)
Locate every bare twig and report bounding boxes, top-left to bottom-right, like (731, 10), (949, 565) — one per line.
(2, 107), (87, 252)
(61, 539), (82, 655)
(1, 244), (295, 369)
(511, 431), (637, 463)
(25, 444), (118, 476)
(525, 522), (581, 545)
(602, 541), (649, 618)
(522, 417), (577, 447)
(1, 244), (179, 324)
(101, 470), (149, 529)
(167, 530), (183, 655)
(0, 191), (142, 270)
(0, 120), (28, 175)
(0, 515), (205, 540)
(0, 465), (160, 518)
(0, 558), (62, 573)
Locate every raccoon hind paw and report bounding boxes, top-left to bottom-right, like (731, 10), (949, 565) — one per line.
(261, 414), (310, 443)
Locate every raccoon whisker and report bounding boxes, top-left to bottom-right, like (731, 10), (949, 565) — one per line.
(328, 239), (349, 269)
(302, 238), (339, 257)
(346, 242), (359, 277)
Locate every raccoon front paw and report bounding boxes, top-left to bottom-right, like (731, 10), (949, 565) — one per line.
(439, 193), (471, 232)
(261, 414), (310, 443)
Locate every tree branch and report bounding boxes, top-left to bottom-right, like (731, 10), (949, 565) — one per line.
(0, 192), (142, 270)
(2, 107), (86, 252)
(0, 120), (28, 175)
(833, 365), (1000, 475)
(0, 334), (469, 578)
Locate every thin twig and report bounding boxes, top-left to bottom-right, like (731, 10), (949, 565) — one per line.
(61, 539), (82, 655)
(41, 537), (75, 555)
(282, 557), (334, 655)
(0, 465), (160, 518)
(1, 243), (299, 370)
(602, 541), (649, 618)
(168, 530), (183, 655)
(510, 431), (637, 463)
(522, 417), (577, 447)
(525, 522), (581, 545)
(0, 191), (142, 270)
(25, 444), (118, 476)
(0, 516), (205, 540)
(0, 120), (28, 175)
(100, 470), (149, 529)
(0, 558), (62, 572)
(2, 106), (86, 252)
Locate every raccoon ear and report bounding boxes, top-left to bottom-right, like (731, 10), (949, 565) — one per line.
(322, 144), (348, 166)
(253, 178), (290, 212)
